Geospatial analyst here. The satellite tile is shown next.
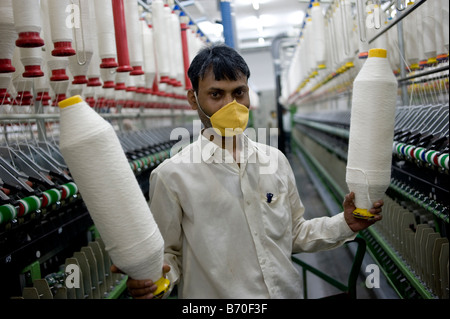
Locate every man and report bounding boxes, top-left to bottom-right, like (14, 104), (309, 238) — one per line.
(116, 44), (382, 299)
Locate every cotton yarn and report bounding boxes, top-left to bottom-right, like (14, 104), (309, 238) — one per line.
(311, 2), (326, 69)
(94, 0), (119, 68)
(124, 0), (144, 76)
(58, 95), (165, 283)
(422, 1), (436, 63)
(142, 20), (157, 90)
(151, 0), (170, 82)
(47, 0), (76, 56)
(403, 2), (419, 68)
(346, 48), (398, 218)
(12, 0), (44, 48)
(68, 0), (94, 85)
(0, 0), (17, 73)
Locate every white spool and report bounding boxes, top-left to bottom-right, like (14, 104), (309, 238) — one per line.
(68, 0), (94, 85)
(422, 0), (436, 62)
(403, 2), (419, 68)
(346, 48), (398, 217)
(152, 0), (171, 82)
(0, 73), (13, 105)
(434, 0), (446, 57)
(124, 0), (144, 76)
(0, 0), (17, 73)
(47, 0), (76, 57)
(311, 2), (327, 69)
(443, 0), (449, 52)
(58, 95), (165, 282)
(19, 47), (45, 78)
(142, 21), (157, 90)
(93, 0), (118, 68)
(170, 10), (184, 87)
(12, 0), (44, 48)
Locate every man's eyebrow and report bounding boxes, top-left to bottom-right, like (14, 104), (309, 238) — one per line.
(206, 85), (248, 92)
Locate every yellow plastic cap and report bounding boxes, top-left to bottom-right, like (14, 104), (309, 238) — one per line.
(369, 48), (387, 58)
(353, 208), (376, 220)
(153, 277), (170, 299)
(58, 95), (83, 109)
(313, 2), (320, 6)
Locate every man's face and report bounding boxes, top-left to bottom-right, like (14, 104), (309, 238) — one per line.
(187, 68), (250, 128)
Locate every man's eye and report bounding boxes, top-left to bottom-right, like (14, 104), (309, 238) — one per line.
(210, 92), (221, 98)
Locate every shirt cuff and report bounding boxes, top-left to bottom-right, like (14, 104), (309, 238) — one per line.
(334, 212), (357, 241)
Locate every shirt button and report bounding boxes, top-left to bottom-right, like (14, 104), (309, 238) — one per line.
(246, 200), (251, 205)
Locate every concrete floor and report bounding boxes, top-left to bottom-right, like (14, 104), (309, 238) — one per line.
(288, 152), (378, 299)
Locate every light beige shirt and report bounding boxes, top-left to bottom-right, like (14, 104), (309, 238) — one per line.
(149, 133), (356, 299)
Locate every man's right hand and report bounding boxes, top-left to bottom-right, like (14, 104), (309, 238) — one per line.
(110, 264), (171, 299)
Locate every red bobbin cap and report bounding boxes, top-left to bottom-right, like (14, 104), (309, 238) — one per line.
(16, 32), (45, 48)
(0, 59), (15, 73)
(130, 66), (145, 76)
(115, 82), (126, 90)
(103, 81), (115, 89)
(36, 91), (51, 102)
(13, 91), (33, 105)
(0, 89), (11, 104)
(53, 94), (67, 105)
(23, 65), (44, 78)
(100, 58), (119, 68)
(52, 41), (76, 57)
(87, 77), (102, 87)
(72, 75), (88, 84)
(160, 76), (170, 84)
(50, 69), (69, 81)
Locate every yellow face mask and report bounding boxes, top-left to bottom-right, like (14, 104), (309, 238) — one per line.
(195, 93), (249, 137)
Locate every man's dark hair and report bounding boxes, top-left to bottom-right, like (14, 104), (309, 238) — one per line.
(187, 44), (251, 92)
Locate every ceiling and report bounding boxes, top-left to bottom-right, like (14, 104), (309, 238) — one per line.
(174, 0), (318, 52)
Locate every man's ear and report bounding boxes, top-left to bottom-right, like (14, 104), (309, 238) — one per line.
(187, 89), (198, 110)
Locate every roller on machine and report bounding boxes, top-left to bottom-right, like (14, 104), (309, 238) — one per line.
(346, 48), (398, 219)
(58, 95), (170, 298)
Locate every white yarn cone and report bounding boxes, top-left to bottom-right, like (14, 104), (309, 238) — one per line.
(0, 0), (17, 73)
(12, 0), (45, 48)
(346, 48), (398, 219)
(58, 95), (169, 296)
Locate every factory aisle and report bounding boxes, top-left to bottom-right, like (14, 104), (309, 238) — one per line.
(288, 152), (377, 299)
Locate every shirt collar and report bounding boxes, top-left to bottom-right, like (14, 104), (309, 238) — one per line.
(196, 131), (258, 164)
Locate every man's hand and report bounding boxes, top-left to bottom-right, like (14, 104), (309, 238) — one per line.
(343, 192), (383, 232)
(110, 264), (171, 299)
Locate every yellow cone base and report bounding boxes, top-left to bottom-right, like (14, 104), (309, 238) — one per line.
(153, 277), (170, 299)
(353, 208), (376, 220)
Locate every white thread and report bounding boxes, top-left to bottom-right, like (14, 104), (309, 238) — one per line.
(152, 0), (170, 78)
(12, 0), (42, 35)
(0, 1), (17, 72)
(93, 0), (118, 62)
(434, 0), (446, 56)
(58, 98), (164, 281)
(443, 0), (449, 51)
(86, 0), (101, 80)
(422, 0), (436, 59)
(311, 3), (326, 68)
(403, 2), (419, 66)
(124, 0), (144, 70)
(346, 50), (398, 210)
(47, 0), (73, 44)
(170, 10), (184, 85)
(415, 4), (425, 61)
(68, 0), (93, 79)
(142, 21), (157, 87)
(19, 47), (44, 77)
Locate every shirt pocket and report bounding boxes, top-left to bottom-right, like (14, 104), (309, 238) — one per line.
(260, 191), (291, 240)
